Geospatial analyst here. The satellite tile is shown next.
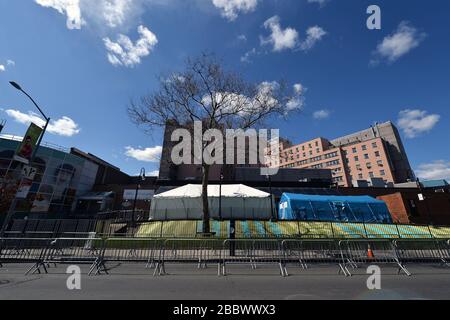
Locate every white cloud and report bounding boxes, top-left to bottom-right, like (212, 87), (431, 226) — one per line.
(125, 146), (162, 162)
(237, 34), (247, 42)
(286, 97), (304, 112)
(313, 109), (330, 120)
(0, 65), (5, 72)
(307, 0), (328, 6)
(7, 60), (15, 67)
(35, 0), (85, 30)
(103, 25), (158, 67)
(212, 0), (258, 21)
(100, 0), (133, 28)
(372, 21), (426, 64)
(300, 26), (327, 51)
(4, 109), (81, 137)
(415, 161), (450, 181)
(240, 48), (257, 63)
(397, 109), (440, 138)
(293, 83), (304, 95)
(285, 83), (306, 112)
(35, 0), (144, 30)
(261, 16), (299, 52)
(261, 16), (326, 52)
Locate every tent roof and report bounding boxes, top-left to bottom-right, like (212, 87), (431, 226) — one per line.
(154, 184), (270, 199)
(281, 193), (384, 204)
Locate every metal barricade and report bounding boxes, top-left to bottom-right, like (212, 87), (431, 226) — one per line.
(155, 239), (223, 276)
(282, 240), (346, 276)
(338, 239), (410, 276)
(0, 237), (52, 274)
(221, 239), (286, 277)
(393, 239), (450, 266)
(44, 237), (107, 275)
(102, 238), (165, 271)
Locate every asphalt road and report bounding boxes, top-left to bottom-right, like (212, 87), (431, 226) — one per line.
(1, 263), (450, 300)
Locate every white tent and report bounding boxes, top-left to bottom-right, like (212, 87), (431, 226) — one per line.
(150, 184), (273, 220)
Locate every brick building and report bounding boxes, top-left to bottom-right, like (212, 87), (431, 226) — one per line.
(268, 122), (415, 187)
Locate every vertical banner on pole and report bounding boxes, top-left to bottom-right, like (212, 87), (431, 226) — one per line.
(13, 123), (43, 165)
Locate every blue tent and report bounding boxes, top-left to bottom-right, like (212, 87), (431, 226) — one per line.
(278, 193), (392, 223)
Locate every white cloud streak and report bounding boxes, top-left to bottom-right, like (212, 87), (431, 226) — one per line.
(103, 25), (158, 67)
(372, 21), (426, 65)
(313, 109), (330, 120)
(34, 0), (144, 30)
(415, 161), (450, 181)
(35, 0), (85, 30)
(212, 0), (258, 21)
(4, 109), (81, 137)
(397, 109), (440, 138)
(261, 16), (299, 52)
(261, 16), (326, 52)
(125, 146), (162, 162)
(300, 26), (327, 51)
(307, 0), (328, 7)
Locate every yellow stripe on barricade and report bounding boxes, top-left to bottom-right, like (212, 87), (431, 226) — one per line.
(430, 226), (450, 239)
(364, 223), (400, 239)
(298, 222), (334, 238)
(265, 221), (299, 238)
(161, 221), (197, 238)
(333, 223), (367, 239)
(136, 221), (163, 238)
(397, 225), (433, 239)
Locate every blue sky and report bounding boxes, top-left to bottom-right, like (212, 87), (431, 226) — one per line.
(0, 0), (449, 180)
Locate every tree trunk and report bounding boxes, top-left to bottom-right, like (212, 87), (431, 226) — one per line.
(202, 164), (211, 234)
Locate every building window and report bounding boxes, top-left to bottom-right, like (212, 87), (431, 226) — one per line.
(354, 156), (359, 162)
(356, 164), (362, 171)
(362, 145), (367, 151)
(352, 147), (357, 153)
(369, 172), (374, 178)
(380, 170), (386, 176)
(372, 142), (378, 148)
(375, 151), (380, 157)
(377, 160), (383, 166)
(302, 146), (305, 151)
(366, 162), (372, 169)
(309, 151), (313, 156)
(364, 154), (369, 160)
(303, 153), (306, 157)
(358, 174), (363, 179)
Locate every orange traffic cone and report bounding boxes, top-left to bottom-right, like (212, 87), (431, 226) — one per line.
(367, 244), (375, 259)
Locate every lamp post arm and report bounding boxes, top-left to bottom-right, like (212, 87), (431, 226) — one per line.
(19, 89), (49, 121)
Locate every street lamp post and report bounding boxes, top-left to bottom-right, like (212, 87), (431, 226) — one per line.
(9, 82), (51, 158)
(0, 82), (51, 236)
(131, 168), (146, 227)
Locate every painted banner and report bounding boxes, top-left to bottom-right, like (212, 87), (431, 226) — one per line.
(13, 123), (43, 164)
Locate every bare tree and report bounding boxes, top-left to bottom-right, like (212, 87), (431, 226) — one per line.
(128, 53), (302, 233)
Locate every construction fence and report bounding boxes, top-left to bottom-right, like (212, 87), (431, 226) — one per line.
(1, 236), (449, 277)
